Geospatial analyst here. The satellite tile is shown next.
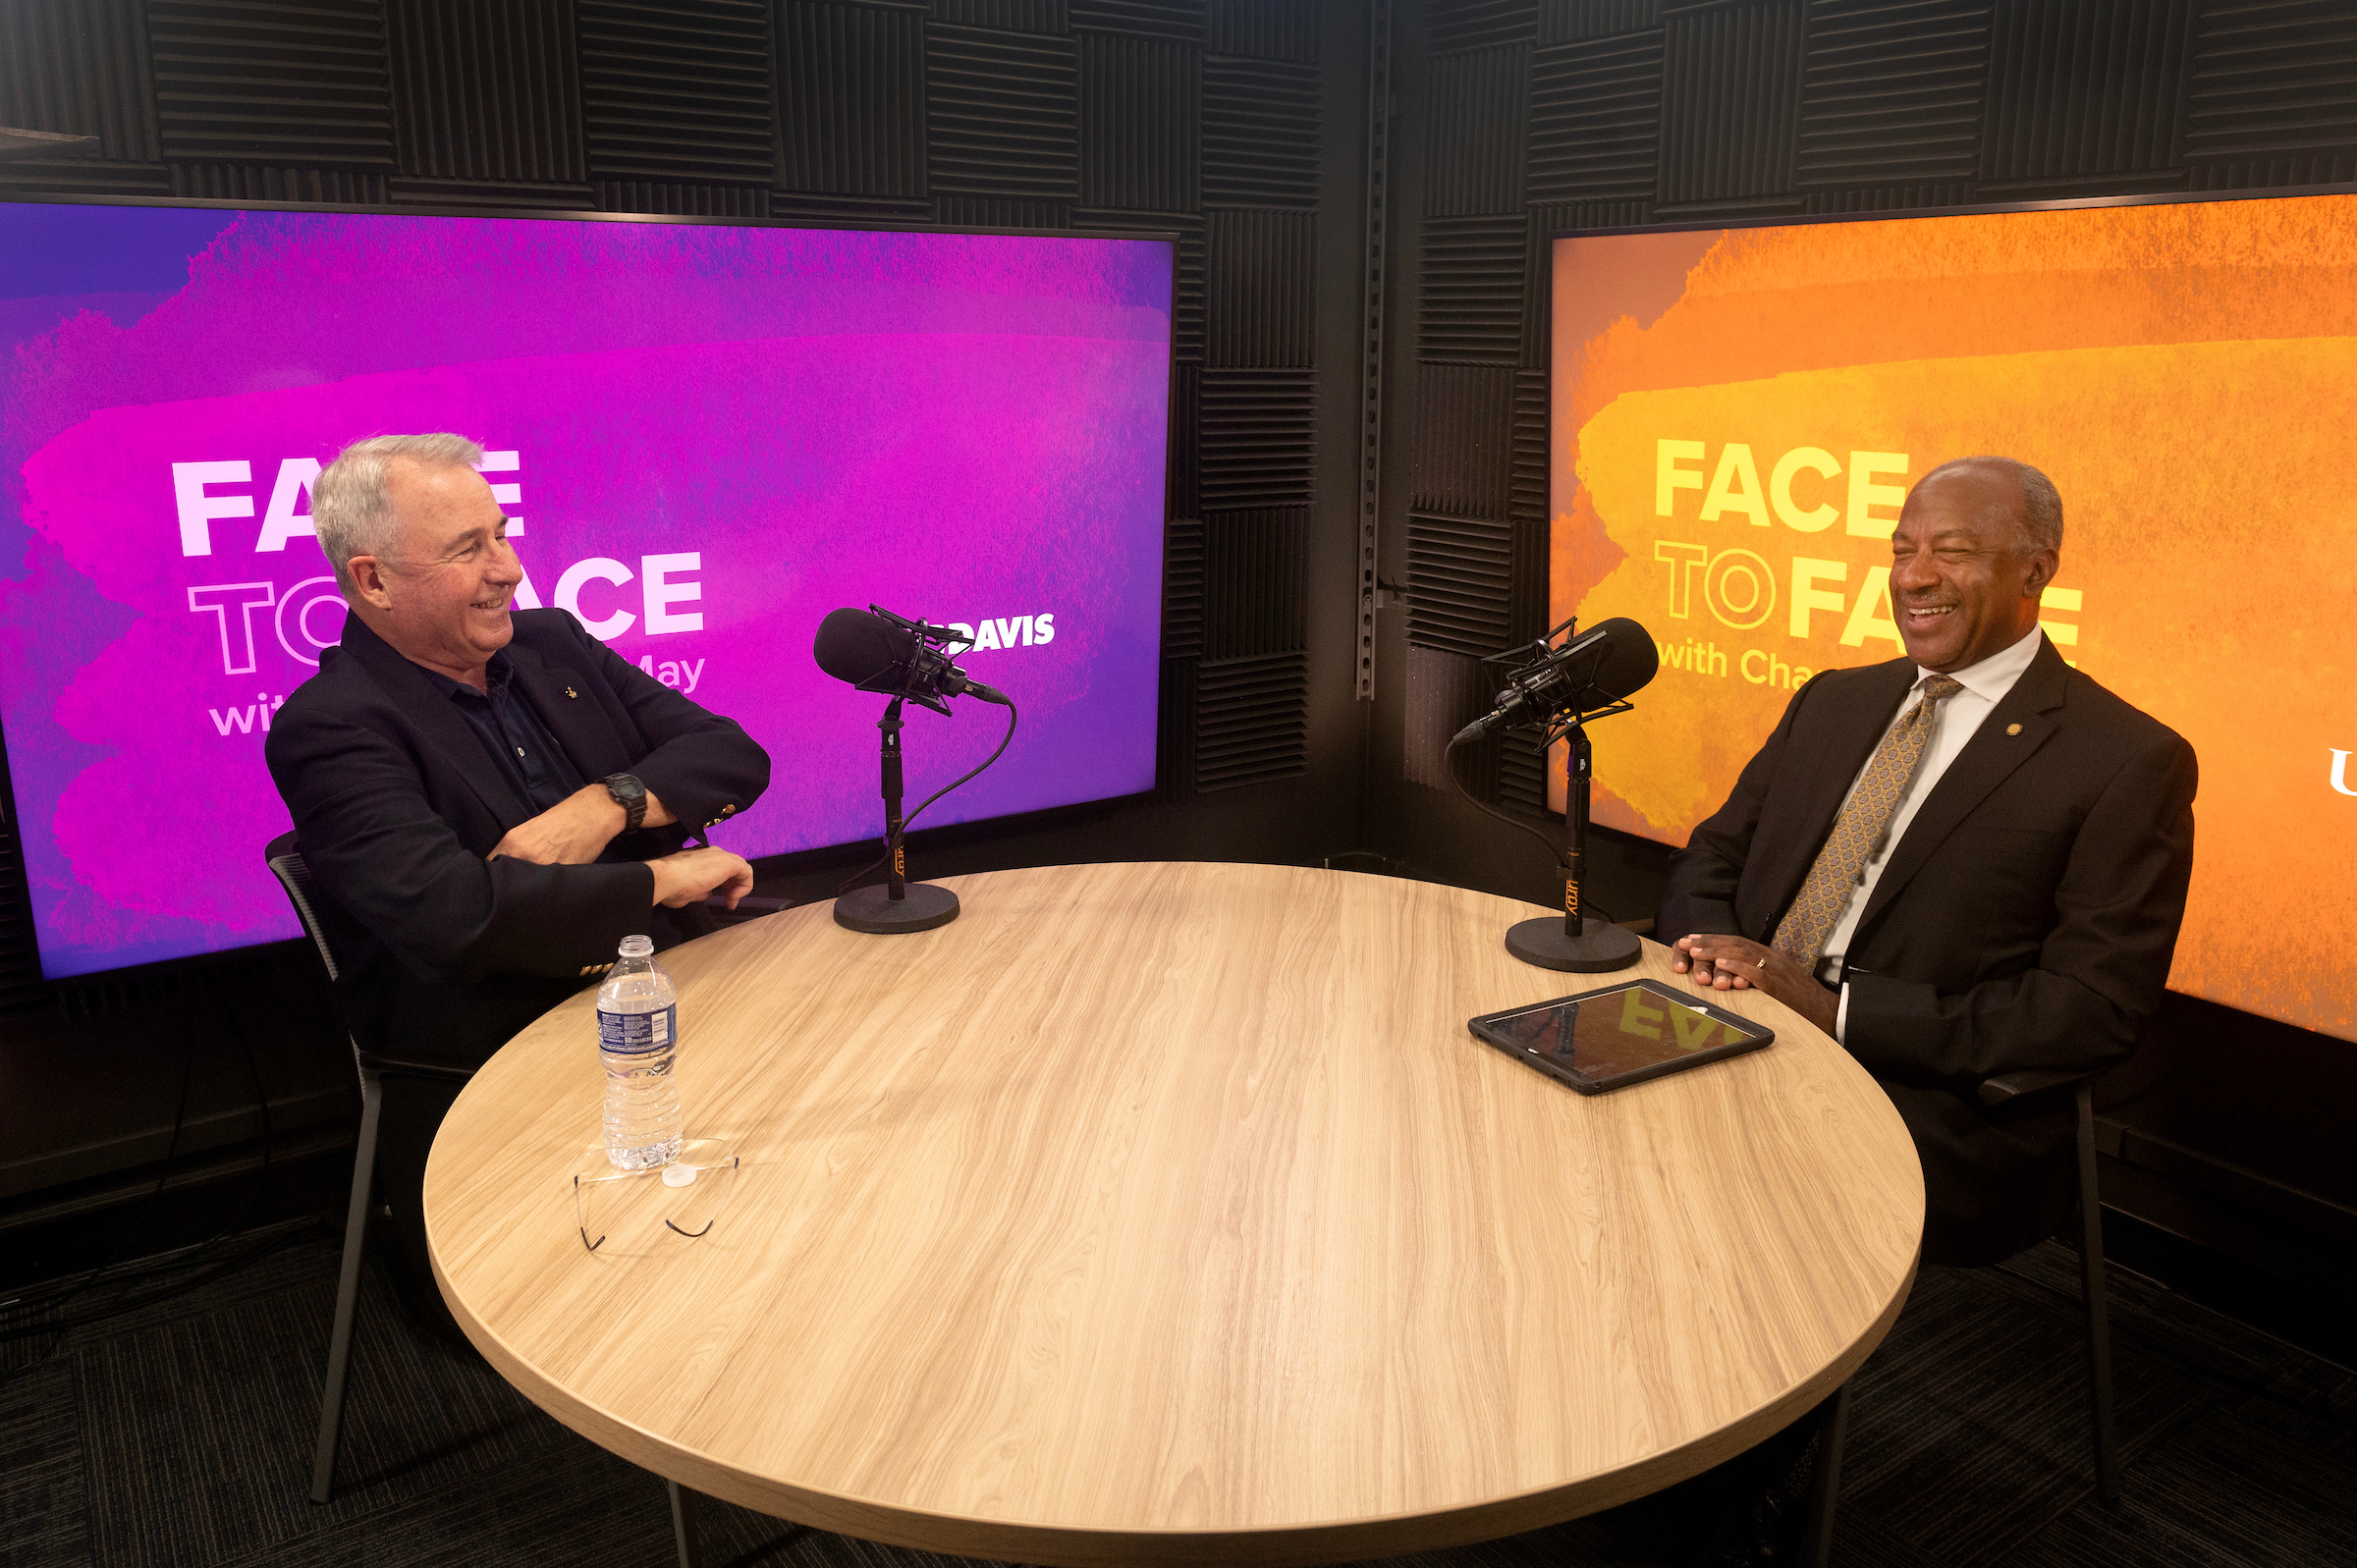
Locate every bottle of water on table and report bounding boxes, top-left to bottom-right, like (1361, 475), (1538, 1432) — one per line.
(598, 935), (682, 1170)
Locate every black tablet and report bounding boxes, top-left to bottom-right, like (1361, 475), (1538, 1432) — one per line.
(1468, 979), (1774, 1095)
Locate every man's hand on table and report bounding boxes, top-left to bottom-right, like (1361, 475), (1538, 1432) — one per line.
(488, 783), (677, 865)
(649, 845), (754, 909)
(1671, 933), (1839, 1037)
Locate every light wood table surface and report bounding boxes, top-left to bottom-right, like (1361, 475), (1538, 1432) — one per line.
(426, 862), (1922, 1566)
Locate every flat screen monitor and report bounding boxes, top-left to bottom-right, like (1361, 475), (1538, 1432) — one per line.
(1550, 189), (2355, 1043)
(0, 199), (1173, 981)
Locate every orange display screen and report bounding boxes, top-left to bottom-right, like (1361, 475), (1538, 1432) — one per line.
(1551, 193), (2357, 1043)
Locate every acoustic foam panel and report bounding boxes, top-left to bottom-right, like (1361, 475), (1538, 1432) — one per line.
(1203, 55), (1320, 206)
(1795, 0), (1993, 188)
(146, 0), (397, 171)
(1078, 31), (1201, 211)
(1528, 27), (1664, 204)
(777, 0), (926, 197)
(389, 0), (585, 184)
(577, 0), (776, 185)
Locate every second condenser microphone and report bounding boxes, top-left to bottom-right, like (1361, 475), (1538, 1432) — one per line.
(1453, 617), (1659, 745)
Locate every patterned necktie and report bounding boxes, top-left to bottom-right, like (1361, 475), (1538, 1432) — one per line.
(1772, 675), (1965, 965)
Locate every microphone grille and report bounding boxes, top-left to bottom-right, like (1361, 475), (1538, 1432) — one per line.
(1583, 617), (1660, 699)
(813, 607), (906, 686)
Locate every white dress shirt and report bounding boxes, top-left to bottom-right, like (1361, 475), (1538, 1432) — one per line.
(1823, 624), (2047, 1042)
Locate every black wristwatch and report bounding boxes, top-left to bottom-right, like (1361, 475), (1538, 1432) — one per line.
(601, 772), (648, 834)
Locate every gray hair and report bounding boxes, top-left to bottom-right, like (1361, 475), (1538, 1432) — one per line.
(311, 433), (485, 594)
(1922, 455), (2064, 556)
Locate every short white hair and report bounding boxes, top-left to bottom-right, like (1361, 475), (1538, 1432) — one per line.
(312, 433), (485, 594)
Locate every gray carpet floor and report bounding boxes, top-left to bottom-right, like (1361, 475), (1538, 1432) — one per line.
(4, 1230), (2351, 1568)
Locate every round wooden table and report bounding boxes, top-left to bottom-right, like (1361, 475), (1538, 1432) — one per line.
(426, 862), (1921, 1565)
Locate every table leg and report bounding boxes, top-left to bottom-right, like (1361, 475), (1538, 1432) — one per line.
(1801, 1379), (1852, 1568)
(668, 1477), (701, 1568)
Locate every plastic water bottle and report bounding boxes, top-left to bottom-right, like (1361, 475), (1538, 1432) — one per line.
(597, 935), (682, 1170)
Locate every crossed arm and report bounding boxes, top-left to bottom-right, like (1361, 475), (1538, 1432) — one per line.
(487, 783), (752, 908)
(477, 626), (764, 907)
(269, 648), (768, 981)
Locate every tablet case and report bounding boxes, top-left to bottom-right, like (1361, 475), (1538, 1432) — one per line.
(1468, 978), (1774, 1095)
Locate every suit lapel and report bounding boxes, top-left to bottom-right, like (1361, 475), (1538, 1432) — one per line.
(1853, 638), (2070, 937)
(336, 617), (530, 828)
(1748, 661), (1915, 934)
(504, 636), (632, 781)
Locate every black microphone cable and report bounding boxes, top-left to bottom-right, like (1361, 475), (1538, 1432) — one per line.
(1445, 725), (1569, 873)
(834, 695), (1020, 895)
(1441, 730), (1619, 926)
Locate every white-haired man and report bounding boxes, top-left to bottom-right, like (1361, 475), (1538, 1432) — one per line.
(266, 433), (769, 1325)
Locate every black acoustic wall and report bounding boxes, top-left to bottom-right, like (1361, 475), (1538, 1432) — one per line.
(1371, 0), (2357, 1304)
(0, 0), (1371, 1225)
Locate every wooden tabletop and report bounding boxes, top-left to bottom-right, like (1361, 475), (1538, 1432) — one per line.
(426, 862), (1922, 1566)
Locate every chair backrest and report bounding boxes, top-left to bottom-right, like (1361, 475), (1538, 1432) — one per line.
(265, 829), (343, 986)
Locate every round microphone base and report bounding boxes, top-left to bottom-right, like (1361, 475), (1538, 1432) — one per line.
(833, 882), (960, 935)
(1505, 915), (1642, 973)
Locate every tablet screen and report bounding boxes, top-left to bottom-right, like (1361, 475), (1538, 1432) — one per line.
(1492, 984), (1769, 1082)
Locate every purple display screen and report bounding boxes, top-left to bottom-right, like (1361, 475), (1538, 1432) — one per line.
(0, 202), (1172, 980)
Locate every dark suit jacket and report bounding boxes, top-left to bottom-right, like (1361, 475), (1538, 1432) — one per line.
(1657, 636), (2196, 1263)
(265, 609), (771, 1065)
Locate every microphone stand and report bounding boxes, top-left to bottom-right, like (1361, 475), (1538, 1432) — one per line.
(1500, 716), (1640, 972)
(1448, 622), (1642, 973)
(833, 695), (961, 934)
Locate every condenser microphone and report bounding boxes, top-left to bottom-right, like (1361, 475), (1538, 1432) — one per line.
(813, 607), (1008, 711)
(815, 605), (1022, 940)
(1451, 617), (1658, 745)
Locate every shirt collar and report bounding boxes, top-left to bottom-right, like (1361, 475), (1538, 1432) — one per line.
(1915, 622), (2044, 704)
(416, 649), (516, 701)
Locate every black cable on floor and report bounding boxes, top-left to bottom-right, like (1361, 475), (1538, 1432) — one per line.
(0, 1025), (198, 1338)
(0, 995), (287, 1358)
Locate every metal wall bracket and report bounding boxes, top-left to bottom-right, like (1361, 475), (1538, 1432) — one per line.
(1354, 0), (1393, 701)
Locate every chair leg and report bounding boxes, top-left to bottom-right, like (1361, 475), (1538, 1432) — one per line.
(1800, 1379), (1851, 1568)
(311, 1065), (382, 1505)
(669, 1478), (702, 1568)
(2076, 1083), (2121, 1504)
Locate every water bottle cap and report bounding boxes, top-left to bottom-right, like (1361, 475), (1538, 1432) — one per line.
(617, 935), (654, 959)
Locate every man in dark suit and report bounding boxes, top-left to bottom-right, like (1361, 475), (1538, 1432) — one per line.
(1657, 457), (2196, 1266)
(266, 433), (770, 1309)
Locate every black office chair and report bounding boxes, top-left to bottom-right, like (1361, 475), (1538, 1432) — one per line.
(265, 832), (475, 1505)
(268, 832), (709, 1563)
(1800, 1069), (2118, 1566)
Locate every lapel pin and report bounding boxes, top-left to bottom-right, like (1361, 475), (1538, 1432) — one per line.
(2005, 723), (2022, 735)
(565, 686), (577, 698)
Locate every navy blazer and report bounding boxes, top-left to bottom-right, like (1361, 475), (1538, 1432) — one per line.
(266, 608), (771, 1056)
(1661, 634), (2196, 1088)
(1657, 636), (2196, 1258)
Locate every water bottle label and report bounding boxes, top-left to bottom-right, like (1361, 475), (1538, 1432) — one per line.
(598, 1004), (676, 1054)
